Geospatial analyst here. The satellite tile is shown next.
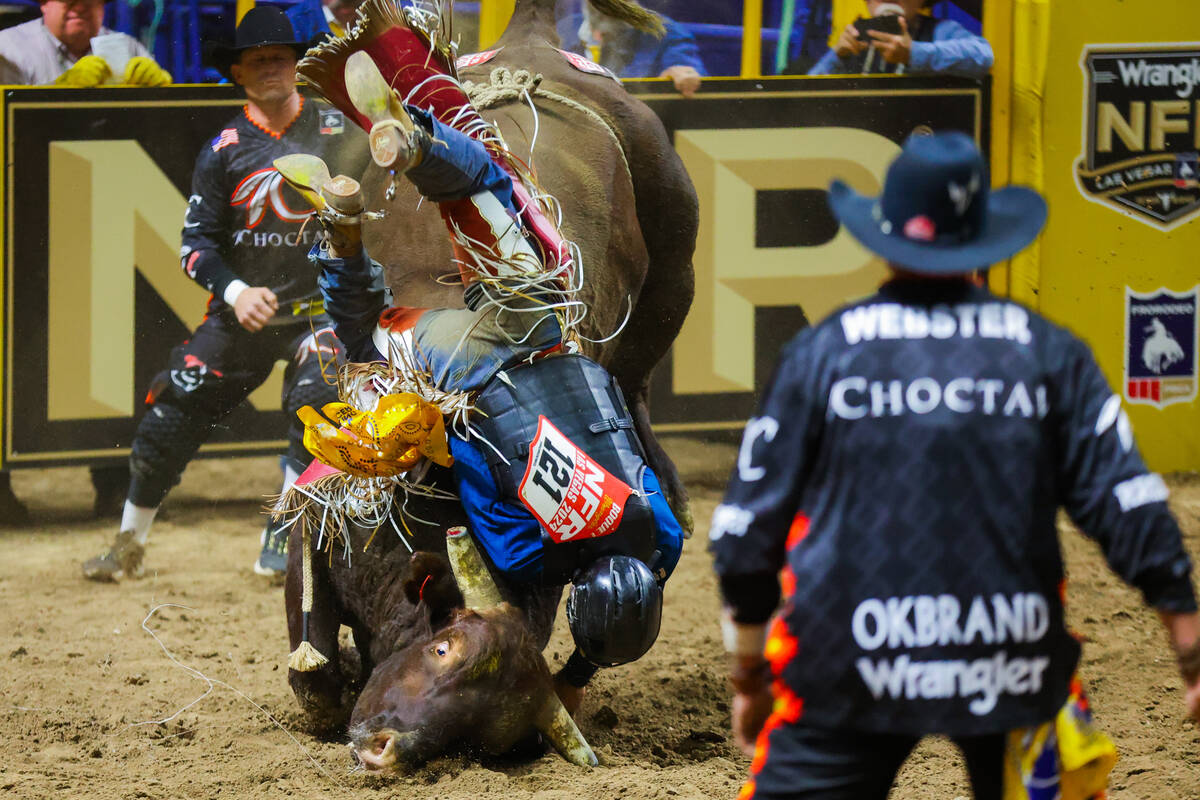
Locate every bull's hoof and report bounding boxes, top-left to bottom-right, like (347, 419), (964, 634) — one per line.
(673, 498), (695, 539)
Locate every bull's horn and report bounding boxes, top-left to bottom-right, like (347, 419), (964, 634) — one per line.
(445, 527), (503, 610)
(534, 692), (598, 768)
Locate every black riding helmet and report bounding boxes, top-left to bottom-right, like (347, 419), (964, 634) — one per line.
(567, 555), (663, 667)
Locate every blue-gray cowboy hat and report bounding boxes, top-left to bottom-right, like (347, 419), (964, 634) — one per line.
(828, 131), (1047, 274)
(203, 6), (310, 81)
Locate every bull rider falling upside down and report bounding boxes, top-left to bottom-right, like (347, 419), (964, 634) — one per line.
(272, 0), (685, 709)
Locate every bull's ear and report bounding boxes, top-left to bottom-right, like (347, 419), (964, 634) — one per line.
(403, 551), (463, 615)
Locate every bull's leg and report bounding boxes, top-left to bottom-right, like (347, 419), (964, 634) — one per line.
(285, 524), (350, 732)
(348, 623), (374, 692)
(630, 390), (693, 537)
(611, 99), (701, 536)
(612, 237), (697, 533)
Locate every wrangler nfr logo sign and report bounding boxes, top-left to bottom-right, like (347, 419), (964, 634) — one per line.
(1076, 45), (1200, 229)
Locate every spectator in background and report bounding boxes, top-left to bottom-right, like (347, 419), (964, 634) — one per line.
(778, 0), (836, 76)
(287, 0), (367, 41)
(808, 0), (991, 79)
(558, 0), (706, 98)
(0, 0), (170, 524)
(0, 0), (170, 86)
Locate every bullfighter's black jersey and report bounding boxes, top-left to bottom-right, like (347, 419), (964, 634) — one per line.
(180, 97), (366, 321)
(711, 278), (1196, 736)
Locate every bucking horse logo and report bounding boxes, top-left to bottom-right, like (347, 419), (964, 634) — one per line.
(1125, 286), (1198, 408)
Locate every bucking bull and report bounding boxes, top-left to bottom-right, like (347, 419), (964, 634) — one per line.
(282, 0), (699, 772)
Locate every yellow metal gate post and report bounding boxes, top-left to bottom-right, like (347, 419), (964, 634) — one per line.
(479, 0), (515, 49)
(741, 0), (763, 77)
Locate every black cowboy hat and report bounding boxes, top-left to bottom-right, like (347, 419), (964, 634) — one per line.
(203, 6), (310, 81)
(827, 131), (1047, 275)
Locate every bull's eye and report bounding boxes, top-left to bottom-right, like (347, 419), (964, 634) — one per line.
(433, 641), (450, 657)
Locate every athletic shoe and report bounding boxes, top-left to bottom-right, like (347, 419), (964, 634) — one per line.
(81, 530), (145, 582)
(254, 519), (289, 578)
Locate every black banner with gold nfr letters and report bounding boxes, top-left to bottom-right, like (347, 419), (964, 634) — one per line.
(1, 77), (987, 466)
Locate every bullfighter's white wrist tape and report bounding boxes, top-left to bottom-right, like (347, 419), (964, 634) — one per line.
(224, 279), (250, 307)
(721, 610), (767, 657)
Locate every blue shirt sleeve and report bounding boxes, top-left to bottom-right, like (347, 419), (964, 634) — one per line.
(557, 12), (584, 53)
(311, 244), (388, 363)
(642, 467), (683, 581)
(653, 19), (707, 76)
(807, 47), (848, 75)
(287, 0), (330, 41)
(450, 434), (545, 583)
(907, 19), (993, 78)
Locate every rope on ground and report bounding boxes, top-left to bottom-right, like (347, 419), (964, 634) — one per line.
(133, 602), (345, 789)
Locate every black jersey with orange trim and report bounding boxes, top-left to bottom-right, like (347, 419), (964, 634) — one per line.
(710, 279), (1196, 736)
(180, 98), (367, 320)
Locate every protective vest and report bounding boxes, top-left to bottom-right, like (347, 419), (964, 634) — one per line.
(470, 353), (656, 584)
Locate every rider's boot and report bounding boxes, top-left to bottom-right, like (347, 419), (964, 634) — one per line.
(344, 51), (430, 172)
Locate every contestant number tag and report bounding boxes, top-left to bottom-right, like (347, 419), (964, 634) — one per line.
(518, 416), (632, 543)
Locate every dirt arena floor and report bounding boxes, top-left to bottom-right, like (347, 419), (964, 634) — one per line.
(1, 438), (1198, 799)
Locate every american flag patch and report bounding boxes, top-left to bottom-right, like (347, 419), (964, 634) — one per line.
(211, 128), (239, 152)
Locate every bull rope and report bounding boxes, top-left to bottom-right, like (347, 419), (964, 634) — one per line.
(462, 67), (633, 187)
(287, 526), (329, 672)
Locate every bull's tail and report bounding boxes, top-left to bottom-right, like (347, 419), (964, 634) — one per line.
(584, 0), (666, 36)
(511, 0), (663, 37)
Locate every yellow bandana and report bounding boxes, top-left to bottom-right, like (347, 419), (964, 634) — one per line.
(1003, 681), (1117, 800)
(298, 393), (453, 477)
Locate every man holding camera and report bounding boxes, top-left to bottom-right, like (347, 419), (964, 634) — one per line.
(808, 0), (992, 78)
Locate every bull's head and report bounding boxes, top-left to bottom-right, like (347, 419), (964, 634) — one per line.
(349, 527), (596, 771)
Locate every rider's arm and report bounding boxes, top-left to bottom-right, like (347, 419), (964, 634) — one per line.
(642, 467), (684, 583)
(312, 244), (390, 363)
(403, 108), (517, 206)
(180, 146), (243, 303)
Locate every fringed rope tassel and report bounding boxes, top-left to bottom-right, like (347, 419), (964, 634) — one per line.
(287, 523), (330, 672)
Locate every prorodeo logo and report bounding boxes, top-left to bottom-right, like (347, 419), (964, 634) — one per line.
(1124, 285), (1197, 408)
(1075, 44), (1200, 229)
